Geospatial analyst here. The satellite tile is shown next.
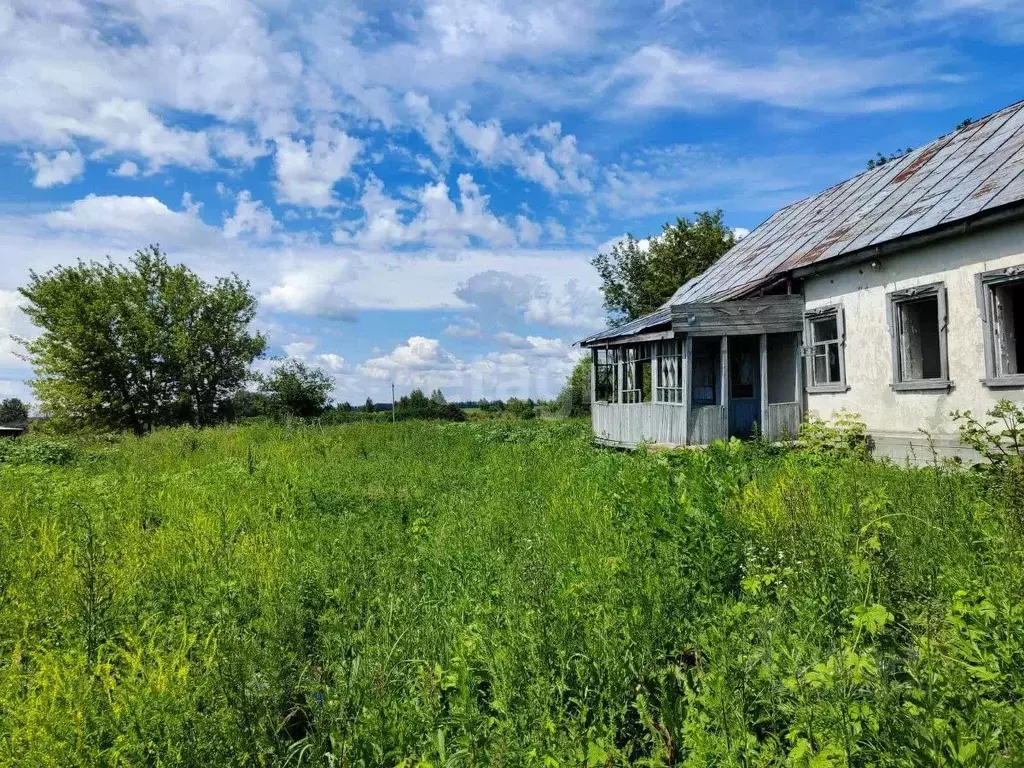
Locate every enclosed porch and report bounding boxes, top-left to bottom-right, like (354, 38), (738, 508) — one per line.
(586, 296), (805, 448)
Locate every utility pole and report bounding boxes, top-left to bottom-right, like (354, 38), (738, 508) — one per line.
(391, 382), (396, 423)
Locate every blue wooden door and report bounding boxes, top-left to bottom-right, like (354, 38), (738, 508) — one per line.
(728, 336), (761, 439)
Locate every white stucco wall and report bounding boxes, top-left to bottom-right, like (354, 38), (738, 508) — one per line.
(803, 219), (1024, 450)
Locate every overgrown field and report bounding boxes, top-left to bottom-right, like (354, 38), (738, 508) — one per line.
(2, 421), (1024, 766)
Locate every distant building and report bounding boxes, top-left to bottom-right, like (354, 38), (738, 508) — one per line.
(0, 426), (25, 439)
(580, 98), (1024, 463)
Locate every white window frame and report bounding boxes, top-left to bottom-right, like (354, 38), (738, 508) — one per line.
(655, 338), (686, 404)
(886, 282), (952, 392)
(803, 305), (848, 394)
(978, 265), (1024, 388)
(621, 343), (653, 404)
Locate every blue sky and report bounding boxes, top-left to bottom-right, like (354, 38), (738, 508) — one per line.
(1, 0), (1023, 405)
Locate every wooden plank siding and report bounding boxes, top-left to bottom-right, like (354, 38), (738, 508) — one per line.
(592, 403), (688, 447)
(688, 405), (728, 445)
(766, 403), (802, 441)
(672, 296), (804, 337)
(591, 401), (796, 447)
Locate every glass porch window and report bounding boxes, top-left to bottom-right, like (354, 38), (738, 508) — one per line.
(655, 339), (685, 403)
(621, 343), (652, 403)
(593, 348), (618, 402)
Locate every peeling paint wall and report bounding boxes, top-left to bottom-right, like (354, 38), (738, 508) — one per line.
(804, 218), (1024, 450)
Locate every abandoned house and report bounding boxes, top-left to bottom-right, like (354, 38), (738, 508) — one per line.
(579, 98), (1024, 462)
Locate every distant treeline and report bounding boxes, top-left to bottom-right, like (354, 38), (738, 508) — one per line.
(326, 391), (548, 423)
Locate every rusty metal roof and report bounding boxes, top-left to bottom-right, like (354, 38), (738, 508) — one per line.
(667, 98), (1024, 306)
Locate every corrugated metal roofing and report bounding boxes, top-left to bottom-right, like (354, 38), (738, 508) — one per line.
(667, 98), (1024, 306)
(579, 307), (670, 346)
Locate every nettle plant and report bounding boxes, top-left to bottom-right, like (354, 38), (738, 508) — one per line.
(797, 410), (871, 462)
(953, 399), (1024, 469)
(953, 399), (1024, 519)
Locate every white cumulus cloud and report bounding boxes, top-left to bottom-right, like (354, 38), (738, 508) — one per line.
(273, 126), (363, 208)
(30, 149), (85, 188)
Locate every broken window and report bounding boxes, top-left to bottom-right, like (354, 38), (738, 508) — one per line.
(656, 338), (685, 403)
(979, 267), (1024, 386)
(691, 337), (720, 406)
(888, 283), (950, 390)
(593, 347), (618, 402)
(804, 306), (846, 392)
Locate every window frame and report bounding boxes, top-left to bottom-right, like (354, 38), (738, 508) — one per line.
(621, 342), (653, 404)
(592, 347), (619, 403)
(886, 282), (952, 392)
(803, 304), (848, 394)
(655, 338), (686, 405)
(977, 266), (1024, 389)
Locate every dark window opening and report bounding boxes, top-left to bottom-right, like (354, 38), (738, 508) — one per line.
(993, 281), (1024, 376)
(898, 296), (941, 380)
(691, 337), (720, 406)
(594, 348), (617, 402)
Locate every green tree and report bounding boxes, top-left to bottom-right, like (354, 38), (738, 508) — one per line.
(591, 211), (734, 325)
(393, 388), (466, 422)
(0, 398), (28, 426)
(19, 246), (266, 434)
(506, 397), (536, 420)
(555, 357), (591, 418)
(227, 389), (270, 420)
(259, 360), (333, 418)
(363, 397), (375, 413)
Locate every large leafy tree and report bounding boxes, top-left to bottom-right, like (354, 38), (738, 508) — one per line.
(19, 246), (266, 434)
(259, 360), (334, 419)
(591, 210), (735, 325)
(0, 398), (28, 426)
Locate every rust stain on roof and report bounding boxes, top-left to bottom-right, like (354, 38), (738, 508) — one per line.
(789, 224), (853, 266)
(892, 139), (948, 184)
(973, 180), (1001, 199)
(586, 98), (1024, 335)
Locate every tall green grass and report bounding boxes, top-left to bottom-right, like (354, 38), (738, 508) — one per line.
(1, 421), (1022, 766)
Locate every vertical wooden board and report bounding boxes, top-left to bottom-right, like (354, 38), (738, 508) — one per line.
(760, 334), (769, 435)
(682, 336), (693, 445)
(689, 405), (727, 445)
(767, 403), (802, 441)
(720, 336), (729, 409)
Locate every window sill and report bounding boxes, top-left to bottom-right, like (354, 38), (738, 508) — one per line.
(890, 379), (953, 392)
(806, 383), (849, 394)
(982, 375), (1024, 389)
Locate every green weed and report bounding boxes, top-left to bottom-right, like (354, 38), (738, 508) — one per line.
(0, 420), (1021, 765)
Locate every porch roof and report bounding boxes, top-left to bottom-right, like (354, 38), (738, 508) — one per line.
(578, 307), (671, 347)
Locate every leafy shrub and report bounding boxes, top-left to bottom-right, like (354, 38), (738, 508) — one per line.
(797, 409), (871, 462)
(0, 437), (75, 465)
(954, 398), (1024, 520)
(505, 397), (536, 420)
